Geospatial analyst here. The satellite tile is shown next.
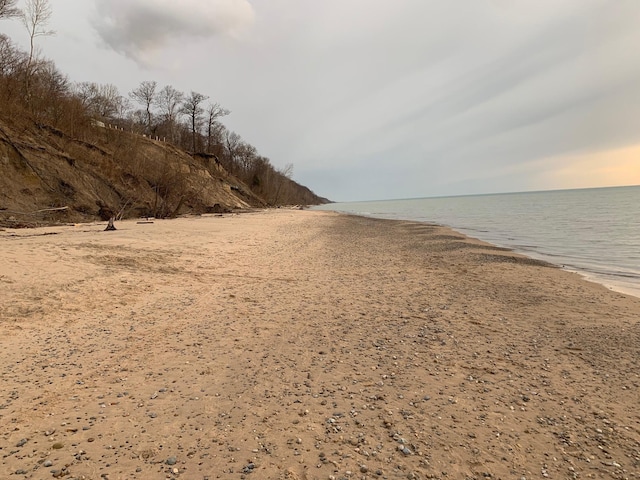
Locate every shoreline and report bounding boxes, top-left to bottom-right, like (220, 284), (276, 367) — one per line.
(314, 186), (640, 301)
(1, 210), (639, 479)
(6, 206), (639, 300)
(448, 227), (640, 300)
(325, 211), (640, 301)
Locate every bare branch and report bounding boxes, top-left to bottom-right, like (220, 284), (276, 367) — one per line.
(21, 0), (55, 38)
(0, 0), (21, 19)
(279, 163), (294, 179)
(129, 80), (157, 134)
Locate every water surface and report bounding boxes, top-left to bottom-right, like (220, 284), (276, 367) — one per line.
(314, 186), (640, 297)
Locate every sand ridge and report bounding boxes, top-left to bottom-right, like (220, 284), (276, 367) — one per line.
(0, 210), (639, 479)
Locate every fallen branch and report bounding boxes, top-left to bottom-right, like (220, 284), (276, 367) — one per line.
(30, 206), (70, 214)
(3, 206), (70, 216)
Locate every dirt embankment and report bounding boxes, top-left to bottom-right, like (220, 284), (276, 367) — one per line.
(0, 117), (266, 227)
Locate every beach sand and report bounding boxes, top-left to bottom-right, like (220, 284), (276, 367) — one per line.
(1, 209), (639, 480)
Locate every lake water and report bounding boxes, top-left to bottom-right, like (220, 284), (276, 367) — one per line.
(313, 185), (640, 298)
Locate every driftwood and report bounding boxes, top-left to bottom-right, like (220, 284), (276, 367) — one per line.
(4, 206), (70, 216)
(104, 217), (116, 231)
(31, 206), (70, 214)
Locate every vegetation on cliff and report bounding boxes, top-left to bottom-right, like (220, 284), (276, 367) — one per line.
(0, 2), (328, 227)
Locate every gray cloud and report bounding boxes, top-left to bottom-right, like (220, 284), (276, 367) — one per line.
(274, 1), (640, 200)
(92, 0), (254, 64)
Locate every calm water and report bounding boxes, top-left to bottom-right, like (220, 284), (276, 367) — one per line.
(314, 186), (640, 298)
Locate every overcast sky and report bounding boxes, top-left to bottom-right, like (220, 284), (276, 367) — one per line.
(2, 0), (640, 201)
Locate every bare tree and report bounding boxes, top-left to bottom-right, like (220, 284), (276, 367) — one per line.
(156, 85), (183, 142)
(75, 81), (123, 119)
(0, 0), (20, 19)
(0, 34), (25, 77)
(21, 0), (55, 99)
(22, 0), (54, 68)
(273, 163), (294, 204)
(224, 130), (241, 174)
(181, 91), (208, 153)
(129, 80), (157, 134)
(25, 58), (68, 125)
(237, 141), (257, 175)
(74, 81), (95, 106)
(98, 83), (125, 119)
(279, 163), (294, 178)
(205, 102), (230, 152)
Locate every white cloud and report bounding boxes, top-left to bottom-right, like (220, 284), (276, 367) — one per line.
(92, 0), (255, 64)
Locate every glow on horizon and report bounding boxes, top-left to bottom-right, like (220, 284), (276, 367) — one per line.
(538, 144), (640, 191)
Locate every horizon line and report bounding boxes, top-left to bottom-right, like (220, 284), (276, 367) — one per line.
(329, 183), (640, 204)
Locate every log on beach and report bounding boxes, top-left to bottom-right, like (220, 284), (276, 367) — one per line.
(0, 210), (638, 479)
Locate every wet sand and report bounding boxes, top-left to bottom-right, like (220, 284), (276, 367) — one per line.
(1, 210), (639, 480)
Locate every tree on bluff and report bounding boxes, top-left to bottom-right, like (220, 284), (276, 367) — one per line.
(21, 0), (55, 102)
(75, 81), (127, 120)
(205, 102), (229, 153)
(156, 85), (183, 143)
(129, 80), (157, 135)
(0, 34), (26, 77)
(181, 90), (208, 153)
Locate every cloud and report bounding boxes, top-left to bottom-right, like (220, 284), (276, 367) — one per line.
(92, 0), (255, 64)
(279, 0), (640, 199)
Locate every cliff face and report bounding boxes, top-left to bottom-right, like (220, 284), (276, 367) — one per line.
(0, 117), (267, 227)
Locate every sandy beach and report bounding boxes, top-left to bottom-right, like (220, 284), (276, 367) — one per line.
(1, 209), (639, 480)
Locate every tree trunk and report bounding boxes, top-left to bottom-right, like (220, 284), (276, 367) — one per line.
(104, 217), (116, 231)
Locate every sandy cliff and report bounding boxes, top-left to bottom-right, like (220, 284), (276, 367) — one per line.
(0, 117), (267, 227)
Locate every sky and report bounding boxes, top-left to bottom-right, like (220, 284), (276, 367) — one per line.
(1, 0), (640, 202)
